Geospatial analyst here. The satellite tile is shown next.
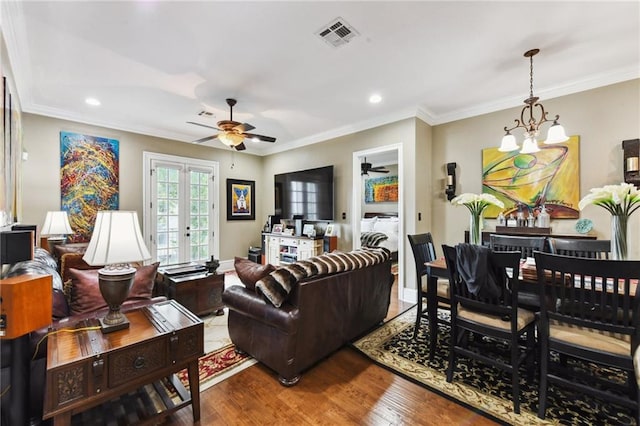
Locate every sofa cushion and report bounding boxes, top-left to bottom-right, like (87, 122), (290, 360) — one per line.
(68, 262), (159, 315)
(6, 260), (63, 291)
(234, 257), (276, 291)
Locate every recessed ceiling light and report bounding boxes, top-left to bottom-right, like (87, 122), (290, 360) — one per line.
(85, 97), (101, 106)
(369, 94), (382, 104)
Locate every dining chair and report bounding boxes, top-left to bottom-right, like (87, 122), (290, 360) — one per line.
(442, 244), (536, 414)
(534, 252), (640, 422)
(489, 234), (546, 258)
(407, 233), (450, 340)
(547, 237), (611, 259)
(490, 234), (547, 310)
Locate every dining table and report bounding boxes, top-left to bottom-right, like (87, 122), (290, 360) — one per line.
(423, 257), (637, 359)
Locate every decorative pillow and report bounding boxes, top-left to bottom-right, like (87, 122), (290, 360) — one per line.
(373, 218), (399, 234)
(68, 262), (159, 315)
(234, 257), (276, 291)
(60, 253), (101, 284)
(360, 231), (389, 248)
(360, 217), (377, 232)
(33, 247), (58, 270)
(6, 260), (63, 291)
(256, 269), (298, 308)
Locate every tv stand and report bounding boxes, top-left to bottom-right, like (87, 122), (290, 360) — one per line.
(264, 233), (327, 266)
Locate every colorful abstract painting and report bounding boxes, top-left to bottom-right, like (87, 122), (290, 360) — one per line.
(60, 132), (119, 242)
(482, 135), (580, 219)
(365, 176), (399, 203)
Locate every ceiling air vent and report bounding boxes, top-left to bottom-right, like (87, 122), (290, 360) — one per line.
(315, 17), (359, 48)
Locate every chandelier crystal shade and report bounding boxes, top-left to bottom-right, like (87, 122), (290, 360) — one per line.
(499, 49), (569, 153)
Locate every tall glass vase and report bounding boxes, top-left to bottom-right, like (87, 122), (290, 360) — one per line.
(611, 214), (628, 260)
(469, 213), (481, 245)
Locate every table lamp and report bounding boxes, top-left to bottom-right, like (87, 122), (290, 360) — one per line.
(41, 211), (73, 255)
(82, 210), (151, 333)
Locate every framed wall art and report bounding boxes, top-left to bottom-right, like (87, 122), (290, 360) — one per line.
(364, 175), (399, 203)
(227, 179), (255, 221)
(481, 135), (580, 219)
(60, 131), (119, 242)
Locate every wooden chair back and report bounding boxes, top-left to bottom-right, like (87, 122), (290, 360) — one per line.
(547, 238), (610, 259)
(407, 233), (437, 279)
(490, 234), (546, 259)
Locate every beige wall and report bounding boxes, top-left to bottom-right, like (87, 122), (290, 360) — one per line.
(20, 113), (265, 260)
(432, 79), (640, 258)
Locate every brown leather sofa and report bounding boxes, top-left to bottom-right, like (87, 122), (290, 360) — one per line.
(222, 257), (393, 386)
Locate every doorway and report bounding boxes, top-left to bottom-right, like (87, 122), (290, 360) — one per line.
(143, 152), (220, 265)
(352, 144), (404, 303)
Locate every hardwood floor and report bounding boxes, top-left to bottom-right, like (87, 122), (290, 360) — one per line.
(166, 275), (498, 425)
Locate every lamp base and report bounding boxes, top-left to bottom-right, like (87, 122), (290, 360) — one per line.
(99, 315), (130, 334)
(98, 267), (136, 334)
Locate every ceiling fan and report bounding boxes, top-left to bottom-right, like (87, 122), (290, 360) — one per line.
(361, 158), (390, 175)
(187, 98), (276, 151)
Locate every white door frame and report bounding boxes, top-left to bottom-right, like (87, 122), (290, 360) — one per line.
(142, 151), (220, 263)
(352, 143), (404, 302)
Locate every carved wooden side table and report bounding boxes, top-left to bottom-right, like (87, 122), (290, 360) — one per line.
(43, 300), (203, 425)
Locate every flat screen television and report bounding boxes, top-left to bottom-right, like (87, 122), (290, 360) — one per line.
(274, 165), (334, 221)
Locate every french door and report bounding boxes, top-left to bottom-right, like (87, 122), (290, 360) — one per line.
(143, 153), (219, 266)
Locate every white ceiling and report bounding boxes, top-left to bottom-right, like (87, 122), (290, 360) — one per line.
(2, 1), (638, 156)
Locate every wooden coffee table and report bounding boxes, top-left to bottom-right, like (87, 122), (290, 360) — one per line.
(43, 300), (203, 425)
(156, 267), (225, 316)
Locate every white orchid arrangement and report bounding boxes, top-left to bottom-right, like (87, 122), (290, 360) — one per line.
(451, 193), (505, 216)
(578, 182), (640, 217)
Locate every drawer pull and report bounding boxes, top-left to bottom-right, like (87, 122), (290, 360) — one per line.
(133, 356), (146, 370)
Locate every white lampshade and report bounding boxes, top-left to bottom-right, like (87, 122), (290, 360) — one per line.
(41, 211), (73, 236)
(498, 133), (519, 152)
(218, 132), (245, 147)
(520, 137), (541, 154)
(83, 210), (151, 266)
(544, 123), (569, 144)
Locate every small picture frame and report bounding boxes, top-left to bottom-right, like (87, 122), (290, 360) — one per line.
(325, 224), (335, 236)
(303, 224), (316, 237)
(272, 224), (284, 233)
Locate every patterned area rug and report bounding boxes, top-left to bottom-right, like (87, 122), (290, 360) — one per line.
(177, 343), (254, 392)
(353, 307), (635, 426)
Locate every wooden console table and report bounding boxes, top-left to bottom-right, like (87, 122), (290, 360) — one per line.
(43, 300), (204, 425)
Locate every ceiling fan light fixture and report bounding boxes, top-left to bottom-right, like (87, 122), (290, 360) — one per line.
(218, 132), (244, 147)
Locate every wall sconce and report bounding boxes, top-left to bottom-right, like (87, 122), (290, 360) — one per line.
(622, 138), (639, 185)
(445, 162), (457, 201)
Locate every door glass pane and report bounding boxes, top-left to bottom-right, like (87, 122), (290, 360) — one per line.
(156, 165), (180, 266)
(189, 170), (210, 262)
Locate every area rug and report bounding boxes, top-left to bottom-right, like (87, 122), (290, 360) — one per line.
(178, 310), (257, 392)
(352, 307), (635, 426)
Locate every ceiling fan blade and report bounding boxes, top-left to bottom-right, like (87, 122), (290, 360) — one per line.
(193, 135), (218, 143)
(234, 142), (247, 151)
(370, 166), (389, 172)
(234, 123), (255, 132)
(243, 133), (276, 143)
(187, 121), (221, 131)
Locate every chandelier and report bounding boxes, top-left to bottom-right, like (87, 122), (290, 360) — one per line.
(499, 48), (568, 153)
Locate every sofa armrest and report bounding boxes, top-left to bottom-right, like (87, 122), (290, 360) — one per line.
(222, 285), (299, 333)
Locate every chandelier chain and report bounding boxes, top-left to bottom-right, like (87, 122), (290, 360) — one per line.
(529, 54), (534, 98)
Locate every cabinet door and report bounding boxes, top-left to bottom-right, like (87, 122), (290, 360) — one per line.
(267, 236), (280, 265)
